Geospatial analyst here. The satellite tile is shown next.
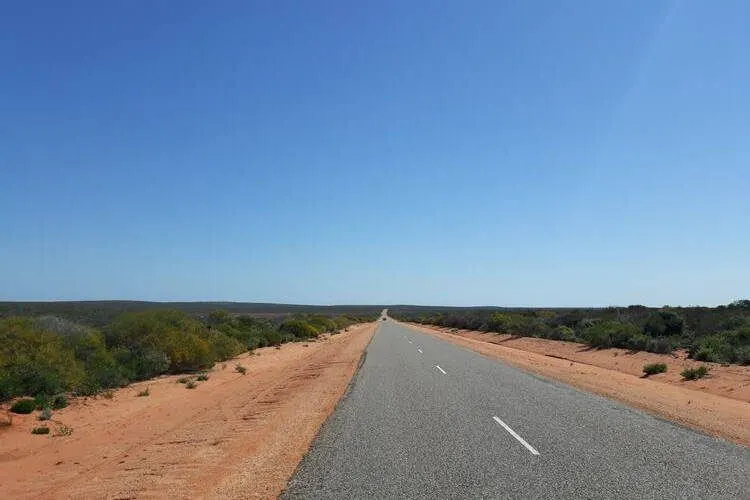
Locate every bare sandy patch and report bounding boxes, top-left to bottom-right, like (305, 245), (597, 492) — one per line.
(406, 323), (750, 446)
(0, 322), (376, 499)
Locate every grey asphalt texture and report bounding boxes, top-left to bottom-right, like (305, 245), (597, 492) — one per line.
(282, 320), (750, 499)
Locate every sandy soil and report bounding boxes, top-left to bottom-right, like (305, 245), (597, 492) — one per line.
(0, 323), (376, 499)
(407, 323), (750, 447)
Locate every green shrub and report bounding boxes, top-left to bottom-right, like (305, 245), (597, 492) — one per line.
(38, 407), (53, 421)
(279, 319), (319, 340)
(642, 363), (667, 376)
(185, 381), (197, 389)
(10, 398), (36, 414)
(51, 393), (68, 409)
(177, 377), (191, 384)
(235, 364), (247, 375)
(137, 388), (150, 397)
(32, 426), (50, 435)
(196, 373), (209, 381)
(681, 366), (709, 380)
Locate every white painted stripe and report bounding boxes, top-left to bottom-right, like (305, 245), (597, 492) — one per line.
(408, 340), (413, 344)
(492, 416), (540, 455)
(435, 365), (447, 375)
(417, 348), (423, 354)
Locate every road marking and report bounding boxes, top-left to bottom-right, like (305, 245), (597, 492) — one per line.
(492, 416), (540, 455)
(435, 365), (447, 375)
(408, 340), (413, 344)
(417, 348), (423, 354)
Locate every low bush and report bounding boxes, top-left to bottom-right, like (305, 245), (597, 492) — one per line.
(38, 407), (53, 421)
(235, 364), (246, 375)
(185, 381), (197, 389)
(54, 424), (73, 436)
(196, 373), (209, 381)
(51, 393), (68, 409)
(681, 366), (709, 380)
(642, 363), (667, 376)
(10, 398), (36, 414)
(32, 426), (50, 435)
(177, 377), (191, 384)
(137, 388), (150, 397)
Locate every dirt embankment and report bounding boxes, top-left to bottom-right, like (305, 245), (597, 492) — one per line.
(406, 323), (750, 447)
(0, 322), (377, 499)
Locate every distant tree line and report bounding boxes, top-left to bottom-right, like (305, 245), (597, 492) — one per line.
(390, 300), (750, 365)
(0, 309), (374, 402)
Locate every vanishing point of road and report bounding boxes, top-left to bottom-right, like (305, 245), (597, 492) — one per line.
(282, 318), (750, 499)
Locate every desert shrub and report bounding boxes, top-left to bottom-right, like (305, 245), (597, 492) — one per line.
(102, 390), (115, 399)
(10, 398), (36, 414)
(107, 310), (216, 373)
(642, 363), (667, 376)
(643, 311), (685, 337)
(681, 366), (709, 380)
(38, 407), (52, 421)
(235, 364), (247, 375)
(196, 373), (209, 381)
(32, 426), (50, 435)
(549, 325), (577, 342)
(690, 326), (750, 364)
(279, 319), (319, 340)
(185, 381), (197, 389)
(0, 317), (85, 400)
(137, 388), (150, 397)
(580, 321), (641, 349)
(51, 393), (68, 410)
(177, 377), (191, 384)
(54, 424), (73, 436)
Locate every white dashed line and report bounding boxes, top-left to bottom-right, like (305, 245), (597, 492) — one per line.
(435, 365), (447, 375)
(417, 348), (423, 354)
(408, 340), (413, 344)
(492, 416), (539, 455)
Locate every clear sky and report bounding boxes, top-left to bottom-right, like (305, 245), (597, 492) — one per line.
(1, 1), (748, 306)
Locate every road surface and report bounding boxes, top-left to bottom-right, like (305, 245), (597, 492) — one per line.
(282, 320), (749, 499)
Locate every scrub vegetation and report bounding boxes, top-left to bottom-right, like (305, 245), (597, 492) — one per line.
(391, 300), (750, 365)
(0, 303), (374, 403)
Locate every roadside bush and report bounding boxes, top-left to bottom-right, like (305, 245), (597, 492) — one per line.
(196, 373), (209, 381)
(51, 393), (68, 410)
(279, 319), (319, 340)
(235, 364), (247, 375)
(185, 381), (197, 389)
(137, 388), (150, 397)
(642, 363), (667, 376)
(10, 398), (36, 414)
(32, 426), (50, 435)
(580, 321), (641, 349)
(681, 366), (709, 380)
(38, 407), (52, 421)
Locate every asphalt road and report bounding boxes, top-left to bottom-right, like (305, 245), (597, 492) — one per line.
(282, 319), (750, 499)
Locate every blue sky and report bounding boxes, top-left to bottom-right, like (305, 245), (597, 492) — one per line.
(1, 1), (748, 306)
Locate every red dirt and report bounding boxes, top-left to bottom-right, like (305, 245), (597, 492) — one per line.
(0, 323), (376, 499)
(408, 323), (750, 447)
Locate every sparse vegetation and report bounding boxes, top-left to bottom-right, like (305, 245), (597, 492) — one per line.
(177, 377), (191, 384)
(38, 407), (53, 421)
(54, 424), (73, 436)
(681, 366), (709, 380)
(10, 398), (36, 414)
(235, 364), (247, 375)
(32, 426), (50, 435)
(185, 381), (197, 389)
(391, 300), (750, 365)
(196, 373), (209, 381)
(642, 363), (667, 376)
(137, 388), (150, 397)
